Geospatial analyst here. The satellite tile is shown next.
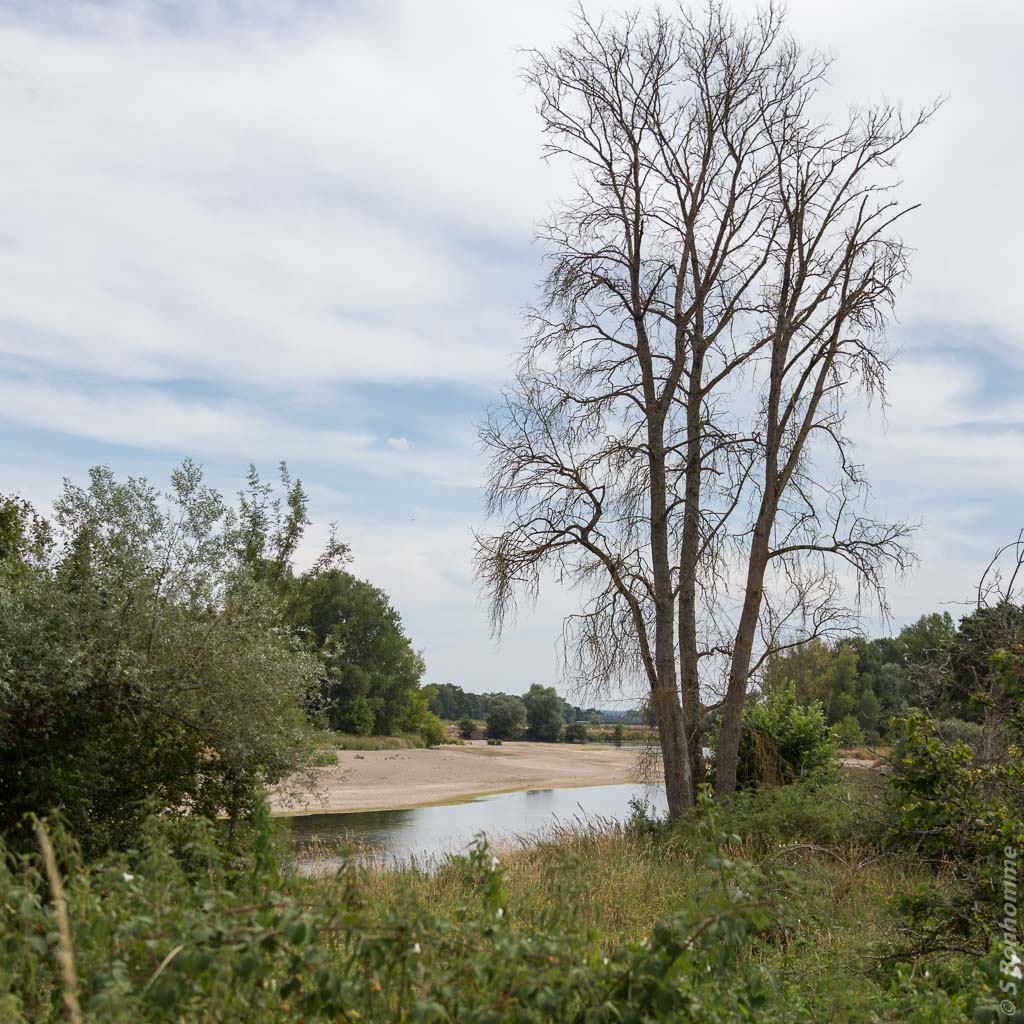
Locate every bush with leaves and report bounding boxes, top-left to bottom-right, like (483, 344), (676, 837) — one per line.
(485, 695), (526, 740)
(885, 647), (1024, 964)
(0, 789), (819, 1024)
(564, 722), (589, 744)
(0, 464), (320, 856)
(829, 713), (865, 748)
(728, 683), (838, 789)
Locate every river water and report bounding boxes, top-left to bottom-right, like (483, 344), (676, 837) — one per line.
(289, 782), (668, 870)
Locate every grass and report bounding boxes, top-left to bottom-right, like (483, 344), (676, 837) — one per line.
(300, 773), (972, 1019)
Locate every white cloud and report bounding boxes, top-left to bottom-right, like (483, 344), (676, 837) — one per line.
(0, 0), (1022, 689)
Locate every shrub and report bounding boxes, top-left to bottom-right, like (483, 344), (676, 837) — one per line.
(731, 684), (837, 789)
(564, 722), (589, 744)
(417, 713), (446, 748)
(0, 796), (818, 1024)
(934, 716), (983, 750)
(0, 464), (320, 856)
(485, 695), (526, 740)
(885, 688), (1024, 957)
(830, 713), (865, 748)
(331, 696), (375, 736)
(457, 716), (476, 740)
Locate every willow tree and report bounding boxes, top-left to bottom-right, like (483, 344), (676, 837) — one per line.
(476, 3), (927, 815)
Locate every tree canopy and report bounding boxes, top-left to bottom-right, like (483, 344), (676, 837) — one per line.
(0, 464), (319, 854)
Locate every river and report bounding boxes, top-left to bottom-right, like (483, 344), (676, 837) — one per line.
(289, 781), (668, 869)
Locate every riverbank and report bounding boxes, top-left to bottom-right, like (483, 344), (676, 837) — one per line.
(270, 740), (641, 815)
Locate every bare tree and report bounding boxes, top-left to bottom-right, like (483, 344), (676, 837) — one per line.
(476, 3), (929, 815)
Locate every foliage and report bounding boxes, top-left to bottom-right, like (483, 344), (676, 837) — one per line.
(456, 717), (476, 740)
(3, 785), (995, 1023)
(763, 613), (959, 739)
(564, 722), (589, 744)
(885, 651), (1024, 961)
(485, 695), (526, 740)
(732, 684), (838, 789)
(395, 688), (446, 748)
(334, 695), (375, 736)
(522, 684), (564, 742)
(830, 713), (865, 748)
(290, 569), (426, 736)
(0, 464), (319, 856)
(934, 717), (983, 750)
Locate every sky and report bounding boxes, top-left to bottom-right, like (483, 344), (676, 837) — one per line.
(1, 0), (1022, 697)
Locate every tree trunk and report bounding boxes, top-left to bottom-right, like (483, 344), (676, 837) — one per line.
(649, 409), (694, 815)
(654, 680), (691, 816)
(715, 524), (770, 795)
(678, 341), (706, 791)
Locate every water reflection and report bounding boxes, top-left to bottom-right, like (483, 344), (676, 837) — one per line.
(289, 782), (668, 869)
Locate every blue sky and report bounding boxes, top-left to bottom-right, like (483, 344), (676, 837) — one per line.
(1, 0), (1022, 696)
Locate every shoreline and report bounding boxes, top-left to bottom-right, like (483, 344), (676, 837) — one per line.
(270, 740), (643, 817)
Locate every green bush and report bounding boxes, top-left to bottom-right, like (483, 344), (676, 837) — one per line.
(456, 716), (476, 740)
(332, 696), (375, 736)
(934, 716), (983, 750)
(0, 797), (815, 1024)
(0, 465), (319, 856)
(731, 684), (838, 789)
(830, 713), (865, 748)
(885, 685), (1024, 956)
(564, 722), (589, 744)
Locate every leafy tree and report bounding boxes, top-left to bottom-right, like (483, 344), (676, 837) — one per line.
(485, 696), (526, 741)
(457, 717), (476, 740)
(523, 684), (564, 742)
(763, 639), (835, 708)
(830, 714), (865, 748)
(335, 696), (375, 736)
(290, 570), (426, 736)
(564, 722), (589, 744)
(0, 464), (319, 855)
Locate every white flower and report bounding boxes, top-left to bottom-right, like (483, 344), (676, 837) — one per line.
(602, 957), (610, 966)
(496, 907), (504, 919)
(122, 873), (135, 883)
(491, 856), (500, 870)
(412, 943), (421, 955)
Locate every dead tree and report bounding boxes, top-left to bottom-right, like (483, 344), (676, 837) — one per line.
(476, 3), (928, 815)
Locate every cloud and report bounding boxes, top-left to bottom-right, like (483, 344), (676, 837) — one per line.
(0, 0), (1021, 691)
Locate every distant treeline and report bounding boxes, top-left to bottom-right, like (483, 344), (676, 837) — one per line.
(758, 603), (1024, 746)
(426, 682), (625, 726)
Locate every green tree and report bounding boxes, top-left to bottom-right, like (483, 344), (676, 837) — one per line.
(523, 684), (564, 742)
(336, 695), (374, 736)
(0, 463), (319, 855)
(564, 722), (589, 744)
(290, 570), (426, 735)
(733, 684), (837, 789)
(486, 696), (526, 740)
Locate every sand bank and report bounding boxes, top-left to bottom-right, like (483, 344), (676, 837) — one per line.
(271, 741), (642, 815)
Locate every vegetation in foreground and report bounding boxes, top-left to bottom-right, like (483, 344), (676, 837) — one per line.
(3, 766), (1019, 1023)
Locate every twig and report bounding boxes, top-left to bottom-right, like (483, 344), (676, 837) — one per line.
(34, 820), (84, 1024)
